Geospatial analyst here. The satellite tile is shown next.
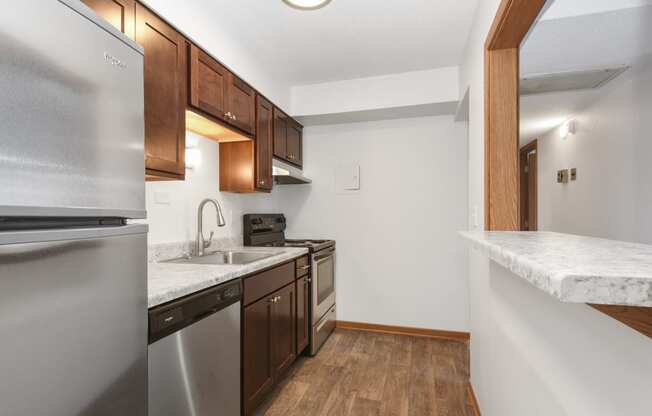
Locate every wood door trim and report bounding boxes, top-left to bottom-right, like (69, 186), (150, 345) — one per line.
(589, 305), (652, 339)
(335, 321), (470, 342)
(467, 383), (482, 416)
(484, 0), (546, 231)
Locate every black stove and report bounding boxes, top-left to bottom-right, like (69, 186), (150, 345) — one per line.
(243, 214), (334, 253)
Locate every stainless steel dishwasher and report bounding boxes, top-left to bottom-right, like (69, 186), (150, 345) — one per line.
(148, 279), (241, 416)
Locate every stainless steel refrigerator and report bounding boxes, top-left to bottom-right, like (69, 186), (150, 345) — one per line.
(0, 1), (148, 415)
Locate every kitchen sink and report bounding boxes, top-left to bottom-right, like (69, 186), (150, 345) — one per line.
(163, 250), (277, 265)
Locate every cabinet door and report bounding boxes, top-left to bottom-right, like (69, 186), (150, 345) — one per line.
(286, 120), (303, 167)
(136, 3), (186, 179)
(243, 296), (275, 415)
(255, 96), (273, 191)
(296, 276), (309, 354)
(227, 74), (255, 135)
(272, 283), (296, 378)
(81, 0), (135, 39)
(189, 45), (229, 124)
(273, 107), (287, 160)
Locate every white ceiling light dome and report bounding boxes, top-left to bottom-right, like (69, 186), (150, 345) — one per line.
(282, 0), (332, 11)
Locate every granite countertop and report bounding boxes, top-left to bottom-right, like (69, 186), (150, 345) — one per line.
(460, 231), (652, 307)
(148, 242), (309, 308)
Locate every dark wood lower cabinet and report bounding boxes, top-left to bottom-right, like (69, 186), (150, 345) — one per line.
(243, 261), (302, 415)
(272, 283), (296, 377)
(243, 294), (275, 414)
(296, 276), (309, 354)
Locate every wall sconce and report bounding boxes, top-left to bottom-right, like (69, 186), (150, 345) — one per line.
(185, 135), (201, 170)
(560, 119), (576, 140)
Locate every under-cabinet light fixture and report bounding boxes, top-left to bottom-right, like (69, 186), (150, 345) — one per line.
(185, 135), (201, 170)
(282, 0), (332, 11)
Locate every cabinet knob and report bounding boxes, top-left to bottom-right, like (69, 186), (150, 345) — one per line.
(259, 180), (265, 185)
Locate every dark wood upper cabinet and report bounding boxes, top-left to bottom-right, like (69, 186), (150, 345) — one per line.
(255, 96), (273, 191)
(243, 295), (275, 415)
(189, 45), (255, 136)
(286, 119), (303, 167)
(273, 107), (288, 160)
(189, 45), (229, 124)
(271, 283), (296, 378)
(296, 276), (309, 354)
(228, 75), (256, 135)
(81, 0), (135, 39)
(136, 3), (186, 180)
(273, 107), (303, 168)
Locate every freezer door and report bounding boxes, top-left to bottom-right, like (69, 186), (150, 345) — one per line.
(0, 0), (145, 219)
(0, 225), (147, 416)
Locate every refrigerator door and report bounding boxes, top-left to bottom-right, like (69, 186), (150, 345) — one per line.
(0, 0), (145, 219)
(0, 224), (148, 416)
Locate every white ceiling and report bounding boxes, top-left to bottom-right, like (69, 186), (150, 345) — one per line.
(189, 0), (479, 86)
(520, 3), (652, 144)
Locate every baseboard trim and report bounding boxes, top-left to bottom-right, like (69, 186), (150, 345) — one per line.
(335, 320), (470, 342)
(467, 383), (481, 416)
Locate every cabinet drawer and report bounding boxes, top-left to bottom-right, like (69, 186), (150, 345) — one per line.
(295, 256), (310, 278)
(244, 261), (294, 306)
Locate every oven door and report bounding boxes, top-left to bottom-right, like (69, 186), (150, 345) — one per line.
(312, 247), (336, 324)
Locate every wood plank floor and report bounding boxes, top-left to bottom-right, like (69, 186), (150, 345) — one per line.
(255, 328), (474, 416)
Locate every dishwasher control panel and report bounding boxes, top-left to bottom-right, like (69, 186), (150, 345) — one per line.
(148, 279), (242, 344)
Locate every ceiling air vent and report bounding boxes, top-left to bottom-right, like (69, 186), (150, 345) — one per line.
(520, 66), (629, 95)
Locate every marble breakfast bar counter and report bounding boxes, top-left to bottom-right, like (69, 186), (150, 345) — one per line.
(148, 244), (309, 308)
(460, 231), (652, 307)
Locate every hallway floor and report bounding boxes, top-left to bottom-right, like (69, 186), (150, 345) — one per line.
(255, 328), (475, 416)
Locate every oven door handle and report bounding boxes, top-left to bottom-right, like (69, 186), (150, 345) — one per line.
(314, 250), (335, 262)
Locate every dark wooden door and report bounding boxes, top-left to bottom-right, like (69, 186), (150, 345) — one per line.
(286, 120), (303, 167)
(271, 283), (296, 378)
(519, 140), (538, 231)
(243, 295), (275, 415)
(136, 3), (187, 179)
(255, 96), (273, 191)
(273, 107), (287, 160)
(81, 0), (135, 39)
(296, 276), (309, 354)
(189, 45), (229, 124)
(227, 74), (255, 135)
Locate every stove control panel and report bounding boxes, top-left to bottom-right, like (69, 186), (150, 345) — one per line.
(243, 214), (287, 246)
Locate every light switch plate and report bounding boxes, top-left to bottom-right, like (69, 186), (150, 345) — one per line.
(336, 163), (360, 193)
(570, 168), (577, 181)
(557, 169), (569, 184)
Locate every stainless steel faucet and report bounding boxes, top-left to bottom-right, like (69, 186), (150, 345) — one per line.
(196, 198), (226, 257)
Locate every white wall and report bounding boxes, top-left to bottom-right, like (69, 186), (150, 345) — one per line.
(291, 67), (459, 117)
(142, 0), (291, 110)
(273, 116), (470, 332)
(459, 2), (652, 414)
(144, 133), (278, 244)
(537, 58), (652, 244)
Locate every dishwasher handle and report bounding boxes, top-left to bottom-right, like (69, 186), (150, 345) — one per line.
(149, 279), (242, 344)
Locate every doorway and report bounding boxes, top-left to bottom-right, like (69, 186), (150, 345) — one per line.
(519, 140), (537, 231)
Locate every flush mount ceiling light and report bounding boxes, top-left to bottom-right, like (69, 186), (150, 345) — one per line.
(282, 0), (332, 11)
